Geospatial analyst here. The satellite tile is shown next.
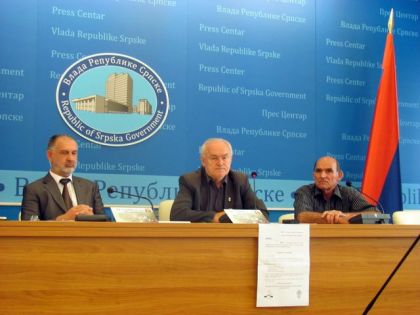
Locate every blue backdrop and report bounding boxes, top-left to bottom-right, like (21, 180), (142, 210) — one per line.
(0, 0), (419, 214)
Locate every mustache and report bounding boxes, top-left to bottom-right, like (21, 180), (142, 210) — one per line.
(63, 162), (77, 170)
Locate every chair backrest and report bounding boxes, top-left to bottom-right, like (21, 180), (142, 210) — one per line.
(158, 200), (174, 221)
(278, 213), (295, 223)
(392, 210), (420, 224)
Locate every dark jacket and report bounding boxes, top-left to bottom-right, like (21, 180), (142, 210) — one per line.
(21, 173), (104, 220)
(171, 167), (268, 222)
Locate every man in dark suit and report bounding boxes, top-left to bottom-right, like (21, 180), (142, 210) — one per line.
(21, 134), (104, 221)
(170, 138), (268, 223)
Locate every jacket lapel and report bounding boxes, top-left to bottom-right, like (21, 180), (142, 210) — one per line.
(43, 173), (67, 212)
(72, 177), (86, 205)
(199, 169), (208, 211)
(224, 175), (234, 209)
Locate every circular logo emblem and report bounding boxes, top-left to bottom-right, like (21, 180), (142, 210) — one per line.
(56, 53), (169, 146)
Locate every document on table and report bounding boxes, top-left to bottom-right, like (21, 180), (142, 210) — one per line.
(224, 209), (269, 224)
(257, 224), (310, 307)
(111, 207), (157, 223)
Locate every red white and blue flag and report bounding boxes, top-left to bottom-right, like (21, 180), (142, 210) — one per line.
(361, 9), (402, 215)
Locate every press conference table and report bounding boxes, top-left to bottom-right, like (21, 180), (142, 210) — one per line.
(0, 222), (419, 314)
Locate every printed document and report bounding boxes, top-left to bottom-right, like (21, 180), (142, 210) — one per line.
(257, 224), (310, 307)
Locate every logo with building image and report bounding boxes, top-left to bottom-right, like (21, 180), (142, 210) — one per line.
(56, 53), (169, 146)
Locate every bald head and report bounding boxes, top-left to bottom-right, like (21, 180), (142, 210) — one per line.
(313, 156), (341, 173)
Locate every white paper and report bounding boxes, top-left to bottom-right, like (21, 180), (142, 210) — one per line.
(111, 207), (157, 223)
(224, 209), (269, 224)
(257, 224), (310, 307)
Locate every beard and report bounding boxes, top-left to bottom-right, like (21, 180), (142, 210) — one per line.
(56, 162), (77, 177)
(62, 166), (76, 175)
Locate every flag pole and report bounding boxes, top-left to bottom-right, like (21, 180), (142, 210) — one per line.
(388, 8), (394, 34)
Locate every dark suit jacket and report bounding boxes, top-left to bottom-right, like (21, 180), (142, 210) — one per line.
(170, 168), (268, 222)
(21, 173), (104, 220)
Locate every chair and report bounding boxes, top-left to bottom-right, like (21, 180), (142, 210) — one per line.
(158, 200), (174, 221)
(392, 210), (420, 224)
(278, 213), (295, 223)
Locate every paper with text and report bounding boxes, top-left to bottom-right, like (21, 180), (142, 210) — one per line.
(257, 224), (310, 307)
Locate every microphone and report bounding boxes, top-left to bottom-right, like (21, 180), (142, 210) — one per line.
(345, 181), (385, 213)
(362, 234), (420, 314)
(107, 186), (154, 211)
(345, 181), (390, 224)
(251, 171), (258, 210)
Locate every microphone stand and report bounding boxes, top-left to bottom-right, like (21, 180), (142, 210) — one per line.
(107, 186), (154, 211)
(363, 234), (420, 314)
(346, 181), (385, 213)
(345, 181), (390, 224)
(251, 171), (257, 210)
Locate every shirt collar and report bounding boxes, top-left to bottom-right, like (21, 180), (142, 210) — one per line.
(206, 173), (228, 186)
(49, 170), (73, 186)
(314, 184), (342, 199)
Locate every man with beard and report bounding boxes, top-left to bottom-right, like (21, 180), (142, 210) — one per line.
(293, 156), (378, 224)
(21, 134), (103, 221)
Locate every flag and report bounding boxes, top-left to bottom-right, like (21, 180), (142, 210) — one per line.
(361, 9), (402, 215)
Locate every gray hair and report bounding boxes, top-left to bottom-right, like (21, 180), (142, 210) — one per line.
(199, 138), (233, 157)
